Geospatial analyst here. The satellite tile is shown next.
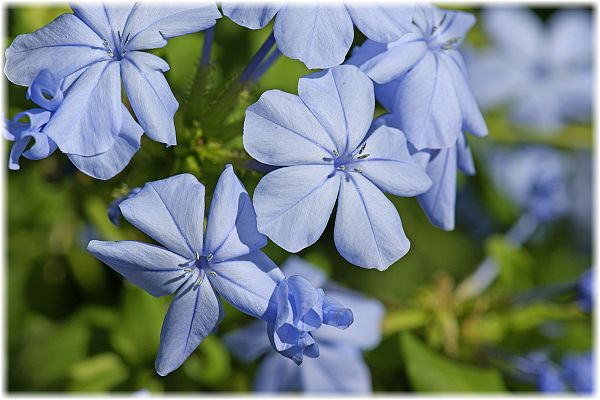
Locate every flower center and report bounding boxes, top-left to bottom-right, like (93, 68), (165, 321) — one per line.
(179, 252), (217, 289)
(327, 143), (370, 174)
(102, 31), (132, 60)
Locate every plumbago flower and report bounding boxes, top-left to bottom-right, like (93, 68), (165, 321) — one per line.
(243, 65), (432, 271)
(4, 4), (221, 170)
(225, 257), (384, 393)
(347, 3), (488, 150)
(373, 115), (475, 230)
(4, 69), (143, 179)
(88, 165), (353, 374)
(222, 2), (415, 69)
(466, 7), (593, 131)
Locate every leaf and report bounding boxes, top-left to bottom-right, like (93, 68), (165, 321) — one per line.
(400, 332), (506, 392)
(68, 353), (129, 392)
(486, 234), (535, 291)
(182, 335), (231, 386)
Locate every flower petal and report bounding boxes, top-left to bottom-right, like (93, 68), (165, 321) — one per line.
(26, 69), (63, 111)
(274, 4), (353, 69)
(243, 90), (336, 166)
(417, 146), (458, 230)
(123, 3), (221, 51)
(4, 13), (109, 86)
(68, 105), (143, 180)
(43, 60), (122, 156)
(301, 343), (371, 393)
(222, 3), (281, 29)
(281, 256), (327, 288)
(349, 118), (432, 197)
(155, 278), (222, 376)
(321, 295), (353, 329)
(345, 3), (414, 43)
(87, 240), (188, 297)
(482, 7), (543, 58)
(122, 51), (178, 146)
(204, 165), (267, 263)
(254, 165), (340, 253)
(456, 133), (475, 175)
(334, 173), (409, 270)
(208, 251), (280, 319)
(548, 10), (592, 67)
(254, 353), (301, 392)
(224, 321), (271, 362)
(298, 65), (374, 155)
(119, 174), (205, 258)
(392, 52), (462, 150)
(70, 3), (134, 49)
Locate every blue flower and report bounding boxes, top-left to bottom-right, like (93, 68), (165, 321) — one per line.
(348, 4), (487, 150)
(466, 7), (593, 131)
(5, 4), (221, 158)
(562, 353), (593, 394)
(488, 146), (570, 221)
(578, 269), (593, 313)
(225, 256), (384, 393)
(222, 3), (414, 69)
(4, 69), (144, 179)
(374, 115), (475, 230)
(87, 165), (282, 376)
(243, 65), (431, 270)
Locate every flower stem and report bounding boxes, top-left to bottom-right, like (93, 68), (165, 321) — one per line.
(250, 48), (281, 83)
(240, 31), (276, 83)
(200, 25), (215, 66)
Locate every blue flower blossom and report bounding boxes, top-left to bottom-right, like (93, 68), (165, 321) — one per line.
(578, 269), (593, 313)
(5, 4), (221, 159)
(348, 4), (487, 150)
(222, 2), (415, 69)
(87, 165), (282, 376)
(243, 65), (432, 270)
(466, 7), (593, 131)
(562, 353), (593, 394)
(225, 256), (384, 393)
(4, 69), (144, 179)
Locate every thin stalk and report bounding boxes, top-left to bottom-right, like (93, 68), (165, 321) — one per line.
(250, 48), (282, 83)
(239, 31), (276, 83)
(200, 25), (215, 67)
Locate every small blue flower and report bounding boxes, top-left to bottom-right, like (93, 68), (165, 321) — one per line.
(466, 7), (593, 131)
(88, 165), (281, 376)
(562, 352), (593, 394)
(5, 4), (221, 157)
(578, 269), (593, 313)
(225, 256), (384, 393)
(243, 65), (432, 270)
(348, 4), (487, 150)
(108, 187), (141, 226)
(4, 69), (144, 179)
(222, 2), (414, 69)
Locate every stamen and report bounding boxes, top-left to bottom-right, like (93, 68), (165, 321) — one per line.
(356, 153), (370, 160)
(207, 253), (214, 262)
(107, 51), (114, 58)
(183, 268), (193, 273)
(358, 143), (367, 154)
(353, 168), (363, 174)
(442, 37), (461, 50)
(193, 276), (203, 289)
(336, 165), (346, 171)
(102, 39), (109, 47)
(333, 149), (340, 157)
(210, 271), (217, 278)
(125, 33), (131, 44)
(322, 157), (333, 162)
(118, 31), (121, 41)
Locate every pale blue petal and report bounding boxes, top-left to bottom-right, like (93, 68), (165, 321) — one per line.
(4, 13), (109, 86)
(68, 105), (143, 180)
(334, 173), (410, 270)
(443, 51), (488, 137)
(417, 146), (458, 230)
(155, 278), (222, 376)
(555, 70), (593, 122)
(348, 34), (428, 84)
(274, 5), (353, 69)
(254, 165), (340, 252)
(254, 353), (300, 393)
(26, 69), (63, 111)
(349, 119), (432, 197)
(87, 240), (188, 297)
(7, 110), (57, 168)
(373, 79), (399, 111)
(123, 4), (221, 51)
(223, 321), (271, 362)
(346, 4), (414, 43)
(119, 174), (205, 258)
(298, 65), (374, 155)
(43, 60), (122, 156)
(122, 51), (178, 146)
(287, 276), (322, 329)
(393, 52), (462, 150)
(208, 251), (280, 319)
(314, 285), (384, 351)
(281, 256), (327, 288)
(456, 134), (475, 175)
(301, 343), (371, 393)
(322, 295), (353, 329)
(429, 10), (476, 48)
(70, 3), (134, 49)
(222, 4), (280, 29)
(482, 7), (543, 58)
(548, 10), (592, 67)
(243, 90), (336, 166)
(204, 165), (267, 262)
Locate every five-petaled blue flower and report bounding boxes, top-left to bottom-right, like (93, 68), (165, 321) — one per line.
(243, 65), (432, 270)
(226, 256), (384, 393)
(4, 69), (144, 179)
(466, 7), (593, 131)
(222, 2), (415, 69)
(5, 3), (221, 163)
(348, 4), (488, 150)
(88, 165), (281, 376)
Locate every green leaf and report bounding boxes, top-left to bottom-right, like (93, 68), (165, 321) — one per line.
(182, 335), (231, 386)
(400, 332), (506, 392)
(68, 353), (129, 392)
(486, 235), (534, 291)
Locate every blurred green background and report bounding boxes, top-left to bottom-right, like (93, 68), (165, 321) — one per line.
(6, 5), (592, 393)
